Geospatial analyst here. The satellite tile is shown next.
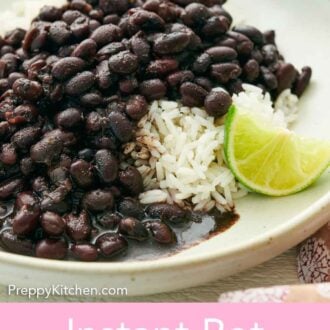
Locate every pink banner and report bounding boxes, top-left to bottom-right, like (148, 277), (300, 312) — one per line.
(0, 303), (328, 330)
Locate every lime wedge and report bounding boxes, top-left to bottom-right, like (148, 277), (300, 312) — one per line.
(224, 105), (330, 196)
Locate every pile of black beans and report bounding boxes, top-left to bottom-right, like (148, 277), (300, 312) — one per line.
(0, 0), (311, 261)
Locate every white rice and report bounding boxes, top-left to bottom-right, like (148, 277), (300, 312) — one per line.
(0, 0), (66, 36)
(124, 86), (299, 212)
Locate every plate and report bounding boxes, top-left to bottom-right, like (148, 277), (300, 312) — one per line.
(0, 0), (329, 297)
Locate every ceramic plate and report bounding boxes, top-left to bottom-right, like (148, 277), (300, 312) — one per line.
(0, 0), (329, 297)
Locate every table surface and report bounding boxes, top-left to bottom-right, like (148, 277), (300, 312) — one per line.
(0, 248), (299, 302)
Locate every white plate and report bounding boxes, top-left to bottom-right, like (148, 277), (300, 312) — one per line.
(0, 0), (329, 297)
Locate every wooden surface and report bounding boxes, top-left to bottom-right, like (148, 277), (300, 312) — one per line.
(0, 248), (299, 302)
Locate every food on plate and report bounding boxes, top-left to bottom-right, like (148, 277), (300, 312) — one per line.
(0, 0), (318, 261)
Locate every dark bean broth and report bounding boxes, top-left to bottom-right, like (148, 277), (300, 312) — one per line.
(0, 199), (237, 261)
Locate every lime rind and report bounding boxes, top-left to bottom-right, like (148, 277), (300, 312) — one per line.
(224, 105), (330, 197)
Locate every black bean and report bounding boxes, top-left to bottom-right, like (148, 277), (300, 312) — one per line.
(243, 59), (260, 82)
(118, 166), (143, 197)
(90, 24), (122, 46)
(63, 10), (86, 25)
(202, 16), (230, 37)
(211, 63), (242, 84)
(39, 5), (63, 22)
(119, 217), (149, 241)
(118, 197), (144, 219)
(5, 28), (26, 47)
(147, 203), (188, 223)
(11, 127), (41, 150)
(263, 30), (276, 45)
(139, 79), (166, 100)
(129, 9), (165, 32)
(145, 220), (176, 244)
(260, 66), (278, 90)
(35, 238), (67, 259)
(30, 136), (63, 165)
(146, 58), (178, 76)
(227, 31), (254, 55)
(293, 66), (312, 97)
(153, 32), (190, 54)
(97, 212), (122, 229)
(1, 229), (34, 256)
(15, 191), (37, 208)
(65, 71), (95, 95)
(13, 78), (43, 101)
(70, 0), (93, 13)
(82, 189), (114, 212)
(5, 104), (38, 125)
(99, 0), (129, 14)
(181, 3), (210, 26)
(95, 149), (119, 183)
(49, 21), (72, 45)
(205, 46), (237, 62)
(0, 144), (17, 165)
(262, 44), (279, 65)
(40, 211), (65, 236)
(8, 72), (25, 87)
(192, 53), (211, 74)
(32, 177), (48, 194)
(96, 42), (126, 61)
(13, 205), (40, 236)
(51, 57), (86, 81)
(0, 179), (24, 199)
(20, 157), (35, 176)
(204, 90), (232, 118)
(80, 92), (103, 107)
(276, 63), (297, 94)
(119, 78), (138, 94)
(180, 82), (208, 107)
(108, 110), (134, 143)
(71, 244), (98, 261)
(194, 77), (212, 91)
(72, 39), (97, 59)
(96, 60), (116, 90)
(96, 233), (128, 258)
(108, 51), (139, 74)
(44, 129), (77, 147)
(125, 95), (148, 121)
(65, 211), (91, 241)
(71, 17), (90, 39)
(55, 108), (83, 129)
(70, 159), (94, 188)
(233, 25), (264, 45)
(130, 35), (150, 63)
(166, 70), (194, 87)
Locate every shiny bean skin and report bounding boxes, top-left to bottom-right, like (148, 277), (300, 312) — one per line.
(204, 90), (232, 118)
(145, 220), (176, 244)
(70, 160), (95, 188)
(65, 71), (95, 96)
(40, 211), (65, 236)
(51, 57), (86, 81)
(0, 229), (34, 256)
(95, 149), (119, 183)
(147, 203), (188, 223)
(96, 233), (128, 258)
(71, 244), (98, 261)
(119, 217), (149, 241)
(35, 238), (67, 259)
(118, 166), (144, 197)
(65, 211), (91, 241)
(82, 189), (114, 212)
(108, 111), (134, 143)
(293, 66), (312, 97)
(13, 205), (40, 235)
